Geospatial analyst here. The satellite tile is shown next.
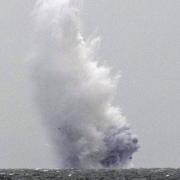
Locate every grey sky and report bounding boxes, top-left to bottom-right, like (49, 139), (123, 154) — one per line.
(0, 0), (180, 168)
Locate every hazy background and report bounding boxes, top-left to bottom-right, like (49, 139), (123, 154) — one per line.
(0, 0), (180, 168)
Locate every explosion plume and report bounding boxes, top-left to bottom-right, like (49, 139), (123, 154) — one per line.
(32, 0), (139, 168)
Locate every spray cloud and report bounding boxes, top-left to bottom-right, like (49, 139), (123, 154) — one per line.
(32, 0), (139, 168)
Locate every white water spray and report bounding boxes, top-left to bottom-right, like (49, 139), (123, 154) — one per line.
(32, 0), (139, 168)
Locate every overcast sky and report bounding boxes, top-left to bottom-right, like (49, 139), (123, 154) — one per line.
(0, 0), (180, 168)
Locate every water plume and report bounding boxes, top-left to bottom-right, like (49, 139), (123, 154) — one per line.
(32, 0), (139, 168)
